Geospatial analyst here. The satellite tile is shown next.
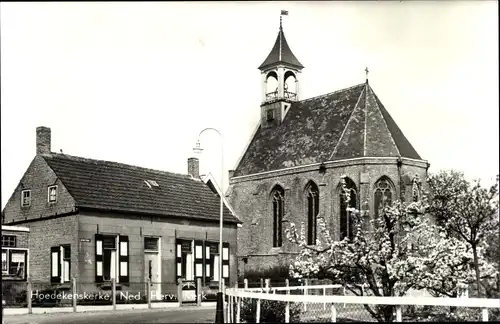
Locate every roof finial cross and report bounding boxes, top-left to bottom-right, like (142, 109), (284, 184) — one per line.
(365, 67), (369, 81)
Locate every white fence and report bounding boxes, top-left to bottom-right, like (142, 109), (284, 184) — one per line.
(224, 281), (500, 323)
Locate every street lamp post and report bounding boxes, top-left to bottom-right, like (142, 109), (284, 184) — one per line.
(193, 128), (225, 323)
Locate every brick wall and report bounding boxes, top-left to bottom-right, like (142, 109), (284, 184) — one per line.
(2, 155), (77, 224)
(1, 229), (29, 249)
(228, 157), (428, 274)
(78, 211), (238, 289)
(21, 215), (79, 282)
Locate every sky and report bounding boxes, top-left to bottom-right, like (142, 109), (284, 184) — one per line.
(1, 1), (498, 209)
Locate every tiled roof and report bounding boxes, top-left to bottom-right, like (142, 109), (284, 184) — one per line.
(258, 27), (304, 70)
(233, 82), (422, 177)
(42, 154), (239, 223)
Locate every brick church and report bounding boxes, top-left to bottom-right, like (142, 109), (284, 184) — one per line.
(226, 18), (430, 275)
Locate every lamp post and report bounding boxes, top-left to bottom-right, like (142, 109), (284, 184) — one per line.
(193, 127), (224, 323)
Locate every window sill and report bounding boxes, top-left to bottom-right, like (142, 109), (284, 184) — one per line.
(53, 283), (71, 290)
(1, 276), (27, 281)
(268, 247), (282, 255)
(98, 282), (126, 290)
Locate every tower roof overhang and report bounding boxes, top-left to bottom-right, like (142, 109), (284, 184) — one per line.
(258, 28), (304, 71)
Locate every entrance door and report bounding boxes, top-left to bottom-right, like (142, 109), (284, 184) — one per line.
(144, 252), (161, 300)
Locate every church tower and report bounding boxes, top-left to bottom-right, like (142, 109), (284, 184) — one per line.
(259, 14), (304, 128)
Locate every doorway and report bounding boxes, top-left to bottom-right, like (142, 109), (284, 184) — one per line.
(144, 237), (161, 300)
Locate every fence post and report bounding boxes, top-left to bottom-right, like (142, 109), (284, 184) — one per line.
(72, 277), (77, 313)
(177, 278), (183, 307)
(227, 294), (231, 324)
(27, 277), (32, 314)
(395, 305), (402, 322)
(236, 292), (241, 323)
(331, 304), (337, 322)
(197, 278), (202, 306)
(265, 279), (270, 293)
(285, 279), (290, 323)
(323, 287), (326, 310)
(482, 308), (489, 322)
(256, 298), (261, 324)
(343, 285), (346, 308)
(244, 278), (248, 289)
(112, 278), (116, 311)
(303, 279), (308, 312)
(147, 278), (152, 309)
(260, 278), (264, 291)
(233, 283), (238, 323)
(222, 279), (227, 323)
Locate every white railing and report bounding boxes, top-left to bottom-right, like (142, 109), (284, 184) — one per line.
(224, 283), (500, 323)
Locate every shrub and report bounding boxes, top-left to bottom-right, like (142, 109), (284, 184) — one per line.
(239, 298), (301, 323)
(2, 282), (28, 307)
(240, 264), (300, 286)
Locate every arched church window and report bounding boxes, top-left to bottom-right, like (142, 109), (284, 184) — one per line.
(339, 177), (357, 241)
(271, 185), (285, 248)
(305, 181), (319, 245)
(374, 177), (393, 217)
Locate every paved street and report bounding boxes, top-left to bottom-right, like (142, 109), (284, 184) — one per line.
(3, 306), (215, 324)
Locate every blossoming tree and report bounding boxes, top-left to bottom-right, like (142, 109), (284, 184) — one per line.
(427, 171), (499, 298)
(285, 176), (498, 322)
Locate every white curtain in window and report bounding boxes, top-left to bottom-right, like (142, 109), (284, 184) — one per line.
(110, 250), (116, 279)
(176, 262), (181, 277)
(2, 251), (7, 271)
(120, 262), (128, 276)
(52, 252), (59, 277)
(120, 242), (128, 256)
(195, 245), (203, 259)
(213, 255), (219, 282)
(186, 253), (193, 280)
(64, 261), (70, 282)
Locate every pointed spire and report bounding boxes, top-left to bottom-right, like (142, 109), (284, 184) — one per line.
(258, 12), (303, 71)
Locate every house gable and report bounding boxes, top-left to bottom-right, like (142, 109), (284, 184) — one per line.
(2, 155), (78, 224)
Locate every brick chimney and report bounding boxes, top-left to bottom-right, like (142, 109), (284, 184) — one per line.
(188, 157), (200, 178)
(36, 126), (51, 155)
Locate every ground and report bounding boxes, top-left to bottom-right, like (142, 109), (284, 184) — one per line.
(3, 306), (215, 324)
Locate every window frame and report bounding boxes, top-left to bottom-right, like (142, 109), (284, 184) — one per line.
(51, 244), (71, 284)
(144, 237), (159, 252)
(266, 109), (275, 121)
(339, 177), (358, 241)
(175, 240), (228, 284)
(271, 186), (285, 248)
(2, 235), (17, 248)
(95, 234), (129, 284)
(48, 185), (58, 203)
(21, 190), (31, 207)
(374, 177), (394, 218)
(2, 248), (28, 280)
(306, 182), (319, 246)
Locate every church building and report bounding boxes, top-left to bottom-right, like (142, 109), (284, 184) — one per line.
(226, 17), (429, 275)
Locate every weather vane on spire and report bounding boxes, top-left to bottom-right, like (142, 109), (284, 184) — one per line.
(280, 10), (288, 29)
(365, 67), (369, 83)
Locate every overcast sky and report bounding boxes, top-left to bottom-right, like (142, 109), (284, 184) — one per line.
(1, 1), (498, 208)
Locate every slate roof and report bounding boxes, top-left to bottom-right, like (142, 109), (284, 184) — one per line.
(258, 26), (304, 70)
(42, 153), (239, 223)
(233, 82), (422, 177)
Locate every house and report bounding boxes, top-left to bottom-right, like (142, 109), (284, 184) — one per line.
(1, 225), (29, 281)
(2, 127), (240, 298)
(226, 19), (429, 275)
